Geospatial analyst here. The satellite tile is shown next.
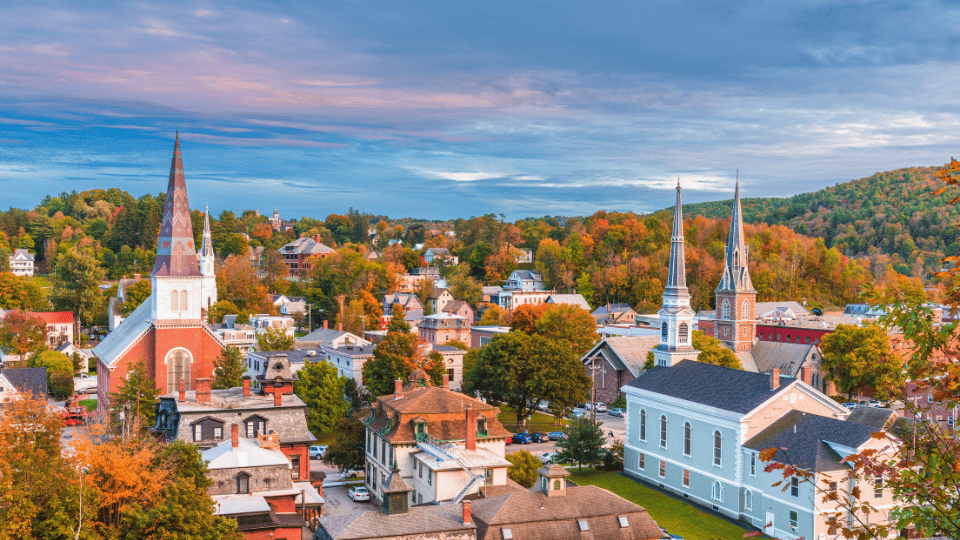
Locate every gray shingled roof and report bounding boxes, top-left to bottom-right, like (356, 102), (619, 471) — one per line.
(592, 303), (635, 315)
(743, 410), (878, 472)
(0, 368), (48, 399)
(317, 505), (473, 539)
(625, 360), (791, 414)
(750, 341), (818, 376)
(583, 337), (659, 378)
(845, 407), (897, 430)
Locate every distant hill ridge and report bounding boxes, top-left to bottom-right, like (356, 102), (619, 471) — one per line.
(678, 165), (960, 275)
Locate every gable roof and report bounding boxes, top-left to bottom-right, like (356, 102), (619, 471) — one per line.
(509, 270), (542, 281)
(755, 301), (809, 317)
(93, 297), (156, 368)
(845, 407), (897, 430)
(546, 294), (591, 311)
(592, 303), (636, 316)
(10, 248), (34, 261)
(743, 410), (880, 472)
(750, 341), (818, 376)
(30, 311), (75, 325)
(295, 328), (369, 348)
(583, 337), (660, 378)
(624, 360), (793, 414)
(318, 504), (473, 539)
(0, 367), (48, 398)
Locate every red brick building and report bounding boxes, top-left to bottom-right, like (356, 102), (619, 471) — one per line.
(94, 136), (221, 411)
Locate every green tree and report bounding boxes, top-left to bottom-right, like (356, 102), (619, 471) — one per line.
(690, 330), (742, 369)
(0, 272), (44, 311)
(0, 310), (47, 363)
(505, 449), (542, 488)
(820, 323), (901, 399)
(322, 415), (366, 472)
(294, 361), (350, 436)
(445, 264), (483, 307)
(30, 351), (73, 400)
(120, 280), (152, 316)
(207, 300), (241, 325)
(110, 360), (161, 432)
(50, 246), (106, 327)
(256, 327), (295, 351)
(477, 304), (509, 326)
(211, 346), (245, 390)
(344, 378), (372, 412)
(533, 303), (599, 355)
(464, 332), (591, 427)
(556, 417), (606, 472)
(362, 315), (443, 397)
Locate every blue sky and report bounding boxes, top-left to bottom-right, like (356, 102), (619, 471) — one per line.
(1, 1), (959, 220)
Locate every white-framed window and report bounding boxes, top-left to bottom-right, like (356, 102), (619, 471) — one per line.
(682, 469), (690, 487)
(660, 322), (668, 343)
(638, 453), (645, 469)
(789, 510), (798, 532)
(639, 409), (646, 441)
(683, 422), (691, 456)
(713, 431), (722, 466)
(744, 489), (753, 510)
(678, 323), (688, 344)
(712, 481), (723, 502)
(194, 424), (202, 441)
(750, 452), (756, 476)
(660, 416), (667, 448)
(874, 475), (883, 498)
(790, 476), (799, 497)
(721, 299), (731, 319)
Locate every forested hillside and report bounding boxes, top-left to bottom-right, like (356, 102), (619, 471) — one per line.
(681, 166), (960, 278)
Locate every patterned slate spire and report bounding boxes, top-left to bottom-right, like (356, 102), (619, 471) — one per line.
(717, 176), (754, 292)
(666, 178), (688, 292)
(151, 134), (202, 277)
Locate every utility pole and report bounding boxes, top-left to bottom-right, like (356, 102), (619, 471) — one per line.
(588, 357), (603, 423)
(306, 303), (314, 332)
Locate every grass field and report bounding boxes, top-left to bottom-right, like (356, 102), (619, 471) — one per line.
(78, 399), (97, 411)
(569, 469), (760, 540)
(497, 405), (569, 433)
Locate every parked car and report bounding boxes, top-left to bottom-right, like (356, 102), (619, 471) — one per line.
(594, 402), (607, 413)
(548, 431), (566, 441)
(341, 469), (364, 479)
(539, 451), (557, 463)
(570, 410), (587, 419)
(309, 445), (328, 459)
(530, 432), (548, 443)
(607, 408), (624, 417)
(512, 432), (532, 444)
(505, 436), (513, 445)
(348, 486), (370, 502)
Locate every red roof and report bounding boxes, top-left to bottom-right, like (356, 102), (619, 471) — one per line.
(29, 311), (75, 325)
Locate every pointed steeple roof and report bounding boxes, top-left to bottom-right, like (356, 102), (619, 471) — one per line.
(151, 134), (202, 277)
(200, 204), (214, 259)
(665, 179), (689, 293)
(717, 175), (755, 292)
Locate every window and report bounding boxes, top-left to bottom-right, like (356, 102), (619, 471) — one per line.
(874, 475), (883, 498)
(789, 510), (798, 532)
(678, 323), (688, 344)
(165, 349), (192, 393)
(291, 455), (300, 479)
(245, 416), (266, 438)
(180, 290), (188, 312)
(683, 422), (691, 456)
(236, 472), (250, 494)
(660, 416), (667, 448)
(828, 481), (838, 499)
(742, 300), (749, 319)
(721, 299), (730, 319)
(618, 516), (629, 528)
(194, 424), (202, 441)
(658, 460), (665, 478)
(638, 453), (645, 469)
(660, 322), (668, 343)
(502, 528), (513, 540)
(682, 469), (690, 487)
(790, 476), (799, 497)
(744, 489), (753, 510)
(486, 469), (494, 485)
(416, 422), (426, 437)
(750, 453), (756, 476)
(639, 409), (646, 441)
(170, 290), (178, 311)
(553, 479), (561, 490)
(711, 481), (723, 501)
(713, 431), (722, 466)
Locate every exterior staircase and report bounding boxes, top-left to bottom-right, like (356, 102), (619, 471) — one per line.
(416, 434), (487, 504)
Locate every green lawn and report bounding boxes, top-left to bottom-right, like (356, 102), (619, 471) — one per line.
(569, 469), (760, 540)
(78, 399), (97, 411)
(497, 405), (569, 433)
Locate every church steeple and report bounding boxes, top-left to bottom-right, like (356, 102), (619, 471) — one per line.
(199, 205), (215, 276)
(152, 133), (202, 278)
(714, 174), (757, 352)
(651, 180), (699, 368)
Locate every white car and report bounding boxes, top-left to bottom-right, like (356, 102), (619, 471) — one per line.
(309, 445), (328, 459)
(539, 452), (557, 463)
(341, 469), (364, 479)
(347, 486), (370, 502)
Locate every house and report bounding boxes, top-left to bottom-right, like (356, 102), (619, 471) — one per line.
(418, 313), (470, 346)
(905, 379), (958, 429)
(469, 326), (510, 349)
(0, 367), (48, 402)
(29, 311), (76, 349)
(545, 293), (592, 312)
(272, 294), (306, 316)
(213, 327), (258, 355)
(515, 247), (533, 264)
(8, 248), (35, 276)
(423, 247), (458, 265)
(204, 427), (323, 540)
(592, 303), (639, 325)
(441, 300), (474, 323)
(503, 270), (544, 292)
(621, 361), (890, 539)
(382, 294), (425, 318)
(152, 353), (315, 481)
(279, 235), (335, 278)
(426, 288), (455, 314)
(397, 267), (440, 294)
(756, 302), (809, 321)
(749, 341), (826, 392)
(249, 314), (295, 340)
(581, 336), (660, 404)
(430, 344), (466, 390)
(480, 286), (502, 304)
(360, 370), (512, 506)
(471, 464), (662, 540)
(296, 324), (371, 350)
(93, 137), (222, 412)
(245, 348), (322, 382)
(493, 290), (552, 311)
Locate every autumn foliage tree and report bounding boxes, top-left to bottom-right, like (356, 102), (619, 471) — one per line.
(0, 309), (47, 363)
(361, 315), (443, 397)
(216, 254), (275, 314)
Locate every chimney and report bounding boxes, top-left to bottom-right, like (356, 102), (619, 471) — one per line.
(323, 320), (328, 330)
(196, 378), (212, 404)
(232, 424), (239, 448)
(133, 273), (140, 279)
(442, 373), (450, 391)
(462, 500), (472, 525)
(394, 379), (403, 400)
(178, 379), (185, 402)
(315, 234), (323, 244)
(769, 368), (780, 390)
(274, 386), (283, 406)
(337, 322), (343, 332)
(242, 375), (251, 397)
(465, 406), (477, 451)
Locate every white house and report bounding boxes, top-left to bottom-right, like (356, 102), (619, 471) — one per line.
(8, 249), (35, 276)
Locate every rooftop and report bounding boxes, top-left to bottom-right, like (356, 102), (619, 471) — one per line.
(318, 504), (474, 540)
(743, 410), (879, 472)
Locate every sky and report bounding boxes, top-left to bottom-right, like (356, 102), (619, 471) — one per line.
(1, 1), (959, 221)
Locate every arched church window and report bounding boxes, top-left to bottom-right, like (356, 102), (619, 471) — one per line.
(170, 290), (179, 311)
(678, 323), (688, 344)
(660, 322), (668, 343)
(721, 299), (730, 319)
(742, 300), (749, 319)
(166, 349), (192, 393)
(180, 290), (188, 312)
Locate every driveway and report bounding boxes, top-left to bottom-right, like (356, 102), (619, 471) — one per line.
(320, 485), (375, 517)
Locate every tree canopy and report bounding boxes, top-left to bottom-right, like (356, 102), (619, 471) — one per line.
(556, 417), (606, 473)
(0, 310), (47, 363)
(212, 346), (246, 390)
(820, 323), (901, 399)
(294, 360), (350, 436)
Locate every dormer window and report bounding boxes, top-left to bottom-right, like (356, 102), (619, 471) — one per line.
(415, 422), (426, 438)
(244, 415), (266, 438)
(477, 418), (488, 435)
(236, 472), (250, 494)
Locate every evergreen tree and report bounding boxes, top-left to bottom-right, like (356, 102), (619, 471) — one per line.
(212, 346), (246, 390)
(110, 360), (160, 433)
(322, 415), (366, 472)
(556, 417), (606, 472)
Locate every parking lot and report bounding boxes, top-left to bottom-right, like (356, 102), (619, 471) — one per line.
(319, 484), (374, 517)
(506, 407), (626, 458)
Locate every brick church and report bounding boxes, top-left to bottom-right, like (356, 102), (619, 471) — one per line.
(95, 136), (221, 410)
